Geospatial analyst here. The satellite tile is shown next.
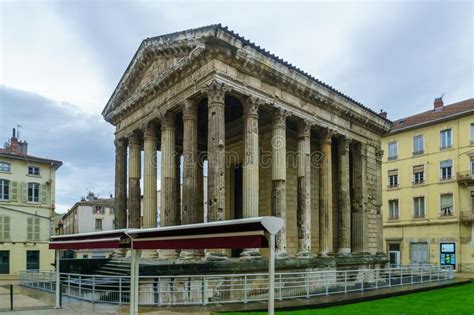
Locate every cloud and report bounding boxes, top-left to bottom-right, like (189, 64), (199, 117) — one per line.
(0, 85), (115, 213)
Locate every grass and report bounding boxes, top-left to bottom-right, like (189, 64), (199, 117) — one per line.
(219, 280), (474, 315)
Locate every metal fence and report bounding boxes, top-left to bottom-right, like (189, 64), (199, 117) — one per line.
(20, 265), (454, 306)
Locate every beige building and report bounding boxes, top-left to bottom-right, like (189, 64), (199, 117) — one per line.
(382, 98), (474, 270)
(102, 25), (391, 263)
(62, 192), (115, 258)
(0, 129), (62, 275)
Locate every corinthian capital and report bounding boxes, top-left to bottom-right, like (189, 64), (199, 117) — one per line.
(128, 131), (141, 147)
(203, 80), (230, 104)
(114, 137), (127, 153)
(375, 146), (384, 161)
(160, 111), (176, 131)
(182, 99), (197, 120)
(297, 120), (312, 139)
(320, 128), (336, 143)
(243, 95), (261, 118)
(143, 122), (158, 139)
(272, 107), (289, 129)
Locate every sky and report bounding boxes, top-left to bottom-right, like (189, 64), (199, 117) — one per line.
(0, 0), (473, 213)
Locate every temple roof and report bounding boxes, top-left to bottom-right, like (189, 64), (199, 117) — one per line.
(102, 24), (390, 126)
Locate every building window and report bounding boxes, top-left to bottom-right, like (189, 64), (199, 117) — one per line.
(413, 165), (425, 184)
(388, 169), (399, 188)
(0, 216), (10, 240)
(440, 193), (454, 216)
(95, 219), (103, 231)
(388, 200), (399, 220)
(0, 179), (9, 200)
(413, 197), (425, 218)
(27, 217), (40, 241)
(28, 166), (40, 176)
(388, 141), (398, 160)
(471, 124), (474, 143)
(0, 162), (10, 173)
(93, 206), (105, 215)
(413, 135), (424, 155)
(440, 129), (452, 149)
(440, 160), (453, 180)
(27, 183), (40, 202)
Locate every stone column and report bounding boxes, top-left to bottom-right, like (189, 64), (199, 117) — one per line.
(160, 111), (178, 260)
(338, 137), (351, 255)
(141, 124), (158, 258)
(114, 138), (127, 229)
(128, 132), (142, 229)
(180, 100), (200, 260)
(240, 96), (261, 260)
(351, 142), (369, 253)
(271, 108), (288, 258)
(205, 80), (228, 261)
(319, 128), (334, 256)
(296, 120), (312, 258)
(143, 124), (158, 229)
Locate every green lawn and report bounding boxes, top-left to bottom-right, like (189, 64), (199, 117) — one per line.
(219, 281), (474, 315)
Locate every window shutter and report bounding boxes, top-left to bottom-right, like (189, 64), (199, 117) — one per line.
(10, 181), (18, 201)
(27, 217), (33, 240)
(4, 217), (10, 240)
(34, 218), (40, 240)
(388, 169), (398, 176)
(0, 217), (3, 239)
(413, 165), (424, 173)
(440, 160), (452, 168)
(21, 182), (27, 202)
(41, 185), (47, 204)
(441, 194), (453, 209)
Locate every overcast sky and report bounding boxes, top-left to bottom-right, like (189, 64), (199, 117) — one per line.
(1, 0), (472, 213)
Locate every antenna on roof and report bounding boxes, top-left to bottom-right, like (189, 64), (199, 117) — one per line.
(17, 124), (22, 139)
(439, 93), (445, 100)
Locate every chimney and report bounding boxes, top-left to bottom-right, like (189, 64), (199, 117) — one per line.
(434, 97), (444, 109)
(379, 109), (387, 119)
(9, 128), (18, 153)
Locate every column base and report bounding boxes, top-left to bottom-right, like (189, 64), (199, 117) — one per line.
(337, 248), (352, 257)
(295, 250), (312, 259)
(178, 250), (201, 261)
(239, 249), (261, 260)
(141, 250), (158, 259)
(159, 249), (179, 260)
(205, 251), (228, 261)
(276, 250), (289, 259)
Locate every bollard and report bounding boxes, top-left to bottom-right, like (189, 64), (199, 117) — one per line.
(10, 284), (13, 311)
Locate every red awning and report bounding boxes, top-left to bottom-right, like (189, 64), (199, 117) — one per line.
(49, 217), (283, 251)
(49, 229), (132, 250)
(131, 231), (268, 250)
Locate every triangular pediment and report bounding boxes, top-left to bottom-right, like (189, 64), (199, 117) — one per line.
(133, 54), (188, 98)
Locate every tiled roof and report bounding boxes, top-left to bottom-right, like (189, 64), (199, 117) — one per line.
(390, 98), (474, 133)
(0, 148), (63, 168)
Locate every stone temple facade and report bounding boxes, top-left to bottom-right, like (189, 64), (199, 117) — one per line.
(102, 25), (391, 265)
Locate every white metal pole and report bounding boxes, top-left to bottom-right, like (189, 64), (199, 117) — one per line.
(268, 233), (275, 315)
(55, 250), (60, 308)
(130, 249), (139, 315)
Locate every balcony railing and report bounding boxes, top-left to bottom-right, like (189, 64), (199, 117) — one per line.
(457, 171), (474, 186)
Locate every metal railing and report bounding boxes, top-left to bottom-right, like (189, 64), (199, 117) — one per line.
(20, 265), (453, 306)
